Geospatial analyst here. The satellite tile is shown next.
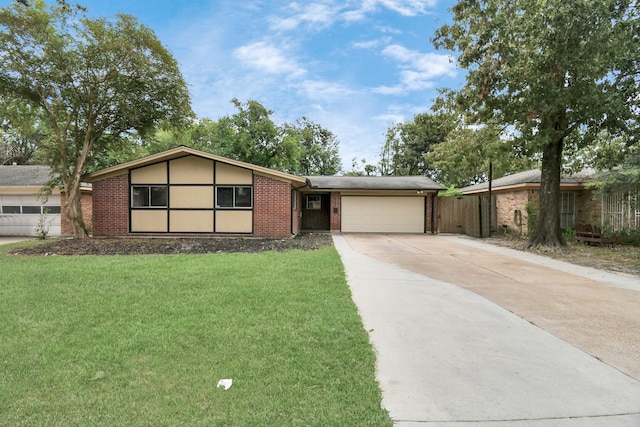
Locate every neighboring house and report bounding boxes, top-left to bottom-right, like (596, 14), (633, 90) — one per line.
(458, 169), (600, 235)
(0, 165), (93, 237)
(86, 146), (444, 238)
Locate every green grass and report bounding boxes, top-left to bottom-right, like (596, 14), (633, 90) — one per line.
(0, 243), (391, 426)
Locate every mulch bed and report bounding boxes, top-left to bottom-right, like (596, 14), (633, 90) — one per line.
(9, 233), (334, 256)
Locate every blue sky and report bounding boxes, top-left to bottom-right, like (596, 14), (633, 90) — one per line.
(9, 0), (465, 171)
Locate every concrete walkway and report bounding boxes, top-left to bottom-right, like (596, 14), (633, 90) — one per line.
(333, 233), (640, 426)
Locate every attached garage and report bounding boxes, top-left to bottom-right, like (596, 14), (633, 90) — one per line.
(0, 166), (63, 237)
(341, 196), (425, 233)
(304, 176), (444, 234)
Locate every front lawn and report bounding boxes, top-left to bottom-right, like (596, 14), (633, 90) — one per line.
(0, 244), (391, 426)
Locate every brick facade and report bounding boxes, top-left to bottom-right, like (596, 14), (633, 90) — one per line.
(494, 188), (602, 235)
(330, 192), (341, 231)
(253, 174), (294, 238)
(91, 172), (296, 238)
(495, 190), (533, 235)
(92, 174), (129, 236)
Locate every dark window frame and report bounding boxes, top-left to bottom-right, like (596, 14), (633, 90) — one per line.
(215, 186), (253, 209)
(131, 185), (168, 208)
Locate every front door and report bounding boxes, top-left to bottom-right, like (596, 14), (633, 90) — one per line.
(302, 193), (330, 230)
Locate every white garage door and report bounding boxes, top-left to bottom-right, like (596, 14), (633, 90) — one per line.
(341, 196), (425, 233)
(0, 195), (62, 236)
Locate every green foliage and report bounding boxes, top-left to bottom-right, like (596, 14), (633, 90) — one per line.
(426, 121), (535, 188)
(0, 0), (193, 237)
(614, 228), (640, 246)
(439, 185), (463, 197)
(525, 201), (537, 236)
(0, 98), (47, 165)
(433, 0), (640, 247)
(588, 153), (640, 200)
(562, 227), (576, 243)
(380, 111), (455, 176)
(0, 246), (391, 426)
(145, 102), (342, 175)
(285, 117), (342, 175)
(34, 208), (52, 240)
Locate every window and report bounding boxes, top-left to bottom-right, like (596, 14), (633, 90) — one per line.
(216, 186), (252, 208)
(306, 195), (322, 210)
(132, 185), (168, 207)
(22, 206), (42, 214)
(292, 190), (297, 209)
(0, 205), (61, 214)
(1, 205), (20, 214)
(559, 191), (575, 229)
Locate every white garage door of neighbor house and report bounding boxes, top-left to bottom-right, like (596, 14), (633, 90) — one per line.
(0, 195), (62, 236)
(341, 196), (425, 233)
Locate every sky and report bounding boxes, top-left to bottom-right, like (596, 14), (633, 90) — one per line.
(5, 0), (466, 172)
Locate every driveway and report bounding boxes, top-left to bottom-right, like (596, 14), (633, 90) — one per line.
(333, 233), (640, 426)
(0, 237), (32, 245)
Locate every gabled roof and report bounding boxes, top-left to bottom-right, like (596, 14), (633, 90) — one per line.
(461, 169), (595, 194)
(0, 165), (53, 187)
(86, 146), (307, 184)
(305, 175), (445, 191)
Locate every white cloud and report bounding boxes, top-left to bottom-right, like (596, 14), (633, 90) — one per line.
(233, 41), (307, 79)
(269, 2), (340, 31)
(352, 37), (392, 49)
(344, 0), (436, 20)
(295, 79), (358, 102)
(375, 44), (455, 93)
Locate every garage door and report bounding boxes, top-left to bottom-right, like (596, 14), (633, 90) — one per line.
(0, 195), (62, 236)
(341, 196), (425, 233)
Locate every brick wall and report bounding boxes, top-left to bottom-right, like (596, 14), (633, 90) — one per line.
(253, 174), (294, 238)
(292, 189), (302, 235)
(575, 189), (602, 229)
(61, 189), (94, 235)
(494, 190), (532, 235)
(92, 174), (129, 236)
(330, 192), (341, 231)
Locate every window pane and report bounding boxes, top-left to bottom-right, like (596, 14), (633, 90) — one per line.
(307, 195), (322, 210)
(150, 186), (167, 207)
(132, 187), (149, 207)
(44, 206), (61, 214)
(2, 205), (20, 214)
(235, 187), (252, 208)
(216, 187), (233, 207)
(22, 206), (42, 214)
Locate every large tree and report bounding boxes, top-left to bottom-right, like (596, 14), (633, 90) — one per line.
(433, 0), (639, 248)
(427, 124), (535, 188)
(283, 117), (342, 175)
(0, 0), (192, 238)
(379, 112), (455, 176)
(0, 97), (47, 165)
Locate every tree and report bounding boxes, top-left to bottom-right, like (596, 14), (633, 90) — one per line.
(426, 124), (535, 188)
(433, 0), (639, 248)
(380, 112), (455, 176)
(284, 117), (341, 175)
(220, 98), (300, 172)
(0, 1), (192, 237)
(0, 98), (47, 164)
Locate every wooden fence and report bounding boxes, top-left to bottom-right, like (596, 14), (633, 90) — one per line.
(438, 195), (494, 237)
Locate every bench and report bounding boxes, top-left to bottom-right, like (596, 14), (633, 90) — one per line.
(575, 230), (617, 247)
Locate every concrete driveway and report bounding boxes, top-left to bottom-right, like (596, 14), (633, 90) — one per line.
(333, 233), (640, 426)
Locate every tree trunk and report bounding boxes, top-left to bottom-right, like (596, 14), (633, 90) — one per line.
(64, 175), (89, 239)
(526, 137), (566, 249)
